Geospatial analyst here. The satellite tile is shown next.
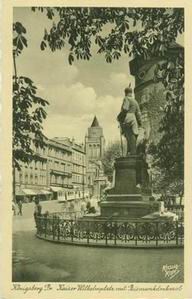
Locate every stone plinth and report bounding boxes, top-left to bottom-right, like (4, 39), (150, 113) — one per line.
(107, 156), (142, 201)
(100, 156), (159, 219)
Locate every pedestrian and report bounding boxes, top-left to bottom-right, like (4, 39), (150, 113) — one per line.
(12, 201), (16, 216)
(17, 199), (23, 216)
(34, 197), (42, 220)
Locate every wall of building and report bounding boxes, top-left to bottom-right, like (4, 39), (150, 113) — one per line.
(129, 44), (183, 144)
(85, 117), (107, 197)
(51, 137), (88, 195)
(15, 120), (108, 201)
(15, 138), (74, 201)
(48, 140), (72, 190)
(72, 143), (86, 191)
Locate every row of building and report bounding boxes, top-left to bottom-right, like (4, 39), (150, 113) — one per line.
(15, 116), (107, 202)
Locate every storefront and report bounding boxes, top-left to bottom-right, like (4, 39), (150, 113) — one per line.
(16, 188), (52, 202)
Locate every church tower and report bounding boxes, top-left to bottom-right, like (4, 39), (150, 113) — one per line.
(85, 116), (105, 161)
(85, 116), (106, 197)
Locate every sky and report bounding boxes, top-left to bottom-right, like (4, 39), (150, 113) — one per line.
(13, 8), (184, 144)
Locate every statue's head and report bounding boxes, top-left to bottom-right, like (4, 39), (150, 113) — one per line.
(124, 85), (133, 96)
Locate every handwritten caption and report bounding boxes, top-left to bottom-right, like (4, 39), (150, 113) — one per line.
(11, 283), (183, 294)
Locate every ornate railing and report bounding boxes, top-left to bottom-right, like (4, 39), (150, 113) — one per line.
(165, 205), (184, 221)
(35, 213), (184, 248)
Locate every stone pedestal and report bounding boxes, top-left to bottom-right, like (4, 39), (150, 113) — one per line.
(100, 156), (159, 219)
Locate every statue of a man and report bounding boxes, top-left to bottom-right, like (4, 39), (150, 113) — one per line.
(117, 86), (142, 155)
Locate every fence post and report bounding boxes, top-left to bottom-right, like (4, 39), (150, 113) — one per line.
(52, 217), (55, 240)
(114, 222), (117, 245)
(176, 220), (179, 246)
(156, 222), (159, 247)
(105, 222), (108, 245)
(57, 218), (60, 241)
(87, 221), (90, 244)
(44, 217), (47, 238)
(70, 220), (74, 242)
(135, 222), (138, 246)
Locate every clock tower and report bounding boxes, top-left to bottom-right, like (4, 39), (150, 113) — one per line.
(85, 116), (106, 197)
(85, 116), (105, 161)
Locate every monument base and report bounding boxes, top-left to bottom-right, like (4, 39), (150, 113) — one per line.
(100, 200), (159, 219)
(100, 156), (159, 219)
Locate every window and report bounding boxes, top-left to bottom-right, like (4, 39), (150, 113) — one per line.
(51, 174), (54, 184)
(19, 172), (22, 183)
(30, 174), (33, 184)
(59, 176), (62, 184)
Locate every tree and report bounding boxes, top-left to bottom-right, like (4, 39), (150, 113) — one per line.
(102, 141), (122, 181)
(12, 21), (49, 202)
(30, 7), (184, 192)
(32, 7), (184, 65)
(13, 21), (49, 170)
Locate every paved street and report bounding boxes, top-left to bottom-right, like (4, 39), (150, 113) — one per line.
(12, 200), (184, 283)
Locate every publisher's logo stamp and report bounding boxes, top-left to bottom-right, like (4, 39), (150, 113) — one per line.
(162, 264), (180, 280)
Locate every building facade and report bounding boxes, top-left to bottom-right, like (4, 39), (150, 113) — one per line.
(129, 42), (183, 143)
(85, 116), (107, 197)
(15, 137), (51, 201)
(85, 116), (105, 160)
(53, 137), (88, 198)
(47, 138), (73, 199)
(15, 136), (88, 202)
(129, 42), (183, 195)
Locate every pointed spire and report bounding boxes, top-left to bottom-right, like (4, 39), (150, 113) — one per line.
(91, 116), (100, 127)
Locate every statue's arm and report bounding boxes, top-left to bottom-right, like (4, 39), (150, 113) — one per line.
(136, 102), (142, 127)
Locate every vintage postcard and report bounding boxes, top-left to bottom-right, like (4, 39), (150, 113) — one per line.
(1, 0), (192, 298)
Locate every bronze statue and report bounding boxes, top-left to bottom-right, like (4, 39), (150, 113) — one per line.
(117, 86), (142, 155)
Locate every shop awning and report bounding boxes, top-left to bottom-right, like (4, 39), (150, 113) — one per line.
(16, 190), (26, 196)
(22, 189), (38, 195)
(50, 186), (62, 192)
(41, 190), (52, 195)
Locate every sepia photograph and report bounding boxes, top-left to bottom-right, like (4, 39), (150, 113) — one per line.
(11, 5), (185, 284)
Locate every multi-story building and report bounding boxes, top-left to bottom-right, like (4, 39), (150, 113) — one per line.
(85, 116), (107, 197)
(15, 137), (51, 202)
(15, 137), (74, 202)
(48, 138), (73, 199)
(85, 116), (105, 160)
(15, 120), (107, 202)
(53, 137), (88, 198)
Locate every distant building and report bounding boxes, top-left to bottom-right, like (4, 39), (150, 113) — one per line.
(85, 116), (107, 198)
(85, 116), (105, 160)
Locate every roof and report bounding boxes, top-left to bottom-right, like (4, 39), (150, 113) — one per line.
(91, 116), (100, 127)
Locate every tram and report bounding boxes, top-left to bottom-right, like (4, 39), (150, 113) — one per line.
(58, 189), (89, 202)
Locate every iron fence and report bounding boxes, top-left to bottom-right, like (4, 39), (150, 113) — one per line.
(35, 213), (184, 248)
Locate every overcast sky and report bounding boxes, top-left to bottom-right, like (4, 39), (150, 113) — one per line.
(13, 8), (184, 144)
